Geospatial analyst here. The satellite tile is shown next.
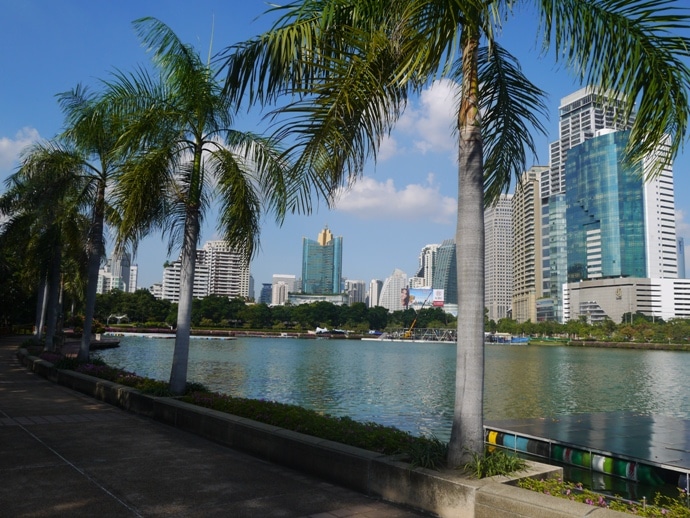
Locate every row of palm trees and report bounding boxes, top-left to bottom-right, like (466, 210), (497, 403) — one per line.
(3, 2), (690, 466)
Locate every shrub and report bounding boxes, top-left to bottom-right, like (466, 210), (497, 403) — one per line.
(518, 477), (690, 517)
(463, 449), (527, 479)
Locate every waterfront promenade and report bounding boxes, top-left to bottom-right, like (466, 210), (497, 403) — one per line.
(0, 336), (427, 517)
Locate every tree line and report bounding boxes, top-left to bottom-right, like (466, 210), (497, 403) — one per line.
(90, 289), (690, 345)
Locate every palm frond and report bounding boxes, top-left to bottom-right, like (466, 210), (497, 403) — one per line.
(538, 0), (690, 178)
(468, 43), (549, 205)
(210, 147), (263, 262)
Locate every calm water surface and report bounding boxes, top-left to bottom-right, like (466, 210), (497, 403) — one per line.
(95, 337), (690, 441)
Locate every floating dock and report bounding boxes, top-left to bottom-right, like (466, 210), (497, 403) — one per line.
(485, 412), (690, 494)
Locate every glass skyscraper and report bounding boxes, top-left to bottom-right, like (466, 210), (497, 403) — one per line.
(432, 239), (457, 305)
(565, 130), (646, 283)
(301, 226), (343, 294)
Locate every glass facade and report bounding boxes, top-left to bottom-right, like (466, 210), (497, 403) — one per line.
(432, 239), (457, 305)
(565, 131), (645, 283)
(301, 234), (343, 294)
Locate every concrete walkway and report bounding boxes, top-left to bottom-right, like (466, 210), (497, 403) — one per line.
(0, 336), (429, 517)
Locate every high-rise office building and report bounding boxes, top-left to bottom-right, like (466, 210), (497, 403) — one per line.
(546, 87), (634, 198)
(432, 239), (457, 306)
(272, 274), (297, 293)
(271, 282), (289, 305)
(512, 166), (548, 323)
(544, 88), (636, 321)
(302, 226), (343, 295)
(259, 283), (272, 304)
(128, 264), (138, 293)
(485, 194), (513, 322)
(565, 129), (677, 282)
(562, 129), (682, 323)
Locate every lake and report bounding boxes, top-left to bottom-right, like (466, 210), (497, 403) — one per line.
(95, 336), (690, 442)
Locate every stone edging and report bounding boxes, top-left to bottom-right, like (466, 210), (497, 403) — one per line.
(17, 348), (627, 517)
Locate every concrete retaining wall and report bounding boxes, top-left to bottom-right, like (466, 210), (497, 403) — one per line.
(17, 348), (630, 517)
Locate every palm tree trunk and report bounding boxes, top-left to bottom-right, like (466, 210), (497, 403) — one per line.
(448, 29), (485, 467)
(44, 245), (62, 352)
(169, 210), (200, 395)
(34, 276), (48, 341)
(79, 183), (106, 361)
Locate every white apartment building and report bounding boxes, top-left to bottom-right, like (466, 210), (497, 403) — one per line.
(378, 269), (408, 312)
(160, 241), (249, 303)
(272, 274), (297, 293)
(199, 240), (250, 299)
(128, 264), (138, 293)
(271, 282), (289, 305)
(485, 194), (513, 322)
(368, 279), (383, 308)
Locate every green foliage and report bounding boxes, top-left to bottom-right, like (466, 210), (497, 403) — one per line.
(518, 477), (690, 517)
(406, 435), (448, 470)
(463, 449), (527, 479)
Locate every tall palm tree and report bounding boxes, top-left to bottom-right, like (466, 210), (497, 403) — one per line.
(0, 141), (90, 350)
(221, 0), (690, 465)
(58, 85), (126, 361)
(102, 18), (325, 395)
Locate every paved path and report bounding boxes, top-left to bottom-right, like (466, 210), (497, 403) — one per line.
(0, 337), (429, 517)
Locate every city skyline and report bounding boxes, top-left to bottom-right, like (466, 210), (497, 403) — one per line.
(1, 1), (689, 291)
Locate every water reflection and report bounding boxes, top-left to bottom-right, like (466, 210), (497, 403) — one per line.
(95, 338), (690, 441)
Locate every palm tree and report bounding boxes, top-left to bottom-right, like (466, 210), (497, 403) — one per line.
(58, 84), (127, 361)
(101, 18), (324, 395)
(220, 0), (690, 465)
(0, 141), (89, 350)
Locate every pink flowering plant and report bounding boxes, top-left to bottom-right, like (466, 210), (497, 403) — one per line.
(518, 477), (690, 517)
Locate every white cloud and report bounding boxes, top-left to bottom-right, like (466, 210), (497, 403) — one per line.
(331, 174), (456, 224)
(0, 127), (40, 173)
(396, 79), (459, 156)
(377, 135), (399, 162)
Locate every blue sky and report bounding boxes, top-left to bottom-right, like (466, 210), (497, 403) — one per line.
(1, 0), (689, 291)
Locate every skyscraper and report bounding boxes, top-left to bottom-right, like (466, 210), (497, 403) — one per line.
(432, 239), (457, 305)
(546, 87), (634, 198)
(368, 279), (383, 308)
(565, 129), (677, 282)
(512, 166), (548, 323)
(484, 194), (513, 322)
(415, 244), (439, 287)
(301, 226), (343, 295)
(160, 241), (250, 302)
(545, 88), (636, 321)
(199, 240), (251, 299)
(378, 269), (408, 312)
(562, 129), (681, 323)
